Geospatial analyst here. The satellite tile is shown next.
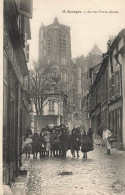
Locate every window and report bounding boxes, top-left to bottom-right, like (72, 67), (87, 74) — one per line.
(112, 48), (117, 67)
(115, 70), (120, 96)
(19, 0), (33, 19)
(109, 108), (122, 138)
(47, 38), (51, 54)
(109, 74), (115, 101)
(109, 78), (112, 101)
(47, 29), (53, 55)
(49, 101), (54, 111)
(60, 29), (67, 55)
(62, 58), (67, 65)
(41, 30), (43, 39)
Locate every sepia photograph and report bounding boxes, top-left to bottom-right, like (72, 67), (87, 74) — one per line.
(2, 0), (125, 194)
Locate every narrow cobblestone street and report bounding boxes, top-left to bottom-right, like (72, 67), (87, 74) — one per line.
(24, 145), (125, 195)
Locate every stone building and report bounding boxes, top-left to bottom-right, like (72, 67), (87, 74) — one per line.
(108, 28), (125, 149)
(3, 0), (33, 184)
(76, 44), (103, 131)
(87, 28), (125, 149)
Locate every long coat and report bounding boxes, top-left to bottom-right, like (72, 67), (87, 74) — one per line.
(59, 133), (69, 152)
(70, 133), (81, 151)
(39, 135), (46, 152)
(32, 136), (40, 153)
(50, 133), (55, 151)
(53, 134), (60, 150)
(44, 135), (50, 151)
(22, 138), (32, 153)
(81, 134), (93, 153)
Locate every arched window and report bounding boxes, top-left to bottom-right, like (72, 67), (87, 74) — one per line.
(60, 29), (67, 55)
(49, 100), (54, 111)
(61, 71), (67, 83)
(47, 29), (53, 55)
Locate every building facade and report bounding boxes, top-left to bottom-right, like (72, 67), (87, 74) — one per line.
(87, 29), (125, 149)
(34, 94), (64, 131)
(87, 58), (108, 137)
(108, 29), (125, 149)
(3, 0), (33, 184)
(79, 44), (103, 132)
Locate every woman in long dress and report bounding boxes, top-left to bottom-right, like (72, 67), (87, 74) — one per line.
(81, 130), (89, 158)
(81, 128), (94, 158)
(32, 133), (40, 159)
(103, 127), (112, 155)
(70, 128), (81, 158)
(39, 132), (46, 158)
(44, 131), (50, 157)
(59, 127), (69, 158)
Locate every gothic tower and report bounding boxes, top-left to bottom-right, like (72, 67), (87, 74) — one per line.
(38, 17), (72, 95)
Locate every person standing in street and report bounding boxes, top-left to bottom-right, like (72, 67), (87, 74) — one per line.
(44, 131), (50, 157)
(81, 128), (94, 158)
(32, 133), (40, 159)
(70, 128), (81, 158)
(59, 125), (69, 158)
(81, 129), (88, 158)
(54, 129), (60, 157)
(22, 134), (32, 158)
(87, 128), (94, 151)
(50, 129), (56, 157)
(102, 126), (112, 155)
(24, 126), (32, 140)
(39, 132), (46, 158)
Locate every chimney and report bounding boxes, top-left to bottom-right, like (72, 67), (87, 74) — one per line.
(107, 40), (111, 52)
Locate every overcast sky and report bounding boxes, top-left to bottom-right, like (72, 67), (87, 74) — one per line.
(29, 0), (125, 62)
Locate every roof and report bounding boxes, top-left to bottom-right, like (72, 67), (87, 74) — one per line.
(88, 44), (102, 56)
(110, 28), (125, 51)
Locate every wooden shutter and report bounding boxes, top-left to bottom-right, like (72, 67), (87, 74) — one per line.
(112, 74), (115, 99)
(19, 0), (33, 19)
(109, 78), (112, 101)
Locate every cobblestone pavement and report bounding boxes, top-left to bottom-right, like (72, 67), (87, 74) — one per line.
(25, 145), (125, 195)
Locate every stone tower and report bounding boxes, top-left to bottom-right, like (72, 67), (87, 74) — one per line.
(38, 17), (72, 95)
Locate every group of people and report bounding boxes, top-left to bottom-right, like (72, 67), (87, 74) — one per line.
(22, 125), (94, 159)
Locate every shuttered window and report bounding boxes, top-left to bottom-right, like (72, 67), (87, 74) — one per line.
(109, 78), (112, 101)
(19, 0), (33, 19)
(115, 70), (120, 96)
(112, 74), (115, 98)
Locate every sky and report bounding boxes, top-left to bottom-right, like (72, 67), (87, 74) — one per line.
(29, 0), (125, 62)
